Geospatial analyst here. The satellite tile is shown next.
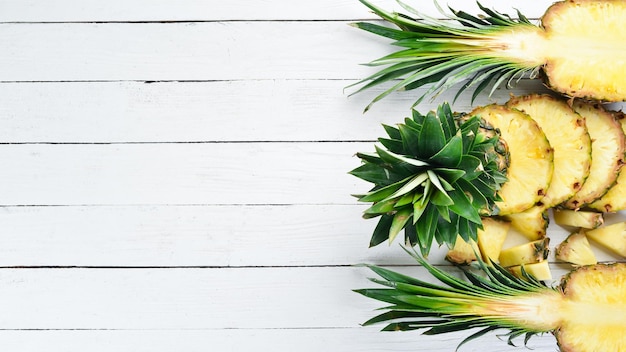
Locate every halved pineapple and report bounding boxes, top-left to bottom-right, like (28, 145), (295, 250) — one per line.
(470, 105), (553, 215)
(498, 238), (550, 268)
(503, 205), (549, 241)
(585, 222), (626, 258)
(555, 231), (597, 266)
(506, 95), (591, 207)
(589, 111), (626, 212)
(353, 0), (626, 110)
(359, 253), (626, 351)
(564, 102), (625, 209)
(553, 209), (604, 229)
(508, 260), (552, 281)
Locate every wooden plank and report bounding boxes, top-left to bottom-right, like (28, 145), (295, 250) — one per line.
(0, 328), (559, 352)
(0, 266), (576, 330)
(0, 79), (554, 143)
(0, 142), (367, 205)
(0, 1), (552, 22)
(0, 205), (622, 267)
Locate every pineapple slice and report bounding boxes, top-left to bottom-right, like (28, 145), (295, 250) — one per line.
(476, 217), (509, 263)
(445, 235), (478, 265)
(508, 260), (552, 281)
(470, 105), (553, 215)
(503, 205), (549, 241)
(499, 238), (550, 268)
(553, 209), (604, 229)
(564, 102), (625, 209)
(585, 222), (626, 258)
(555, 231), (597, 266)
(360, 256), (626, 351)
(506, 95), (591, 207)
(589, 111), (626, 212)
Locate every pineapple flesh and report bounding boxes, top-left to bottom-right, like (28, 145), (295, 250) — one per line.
(503, 205), (549, 241)
(470, 105), (553, 215)
(564, 102), (625, 209)
(585, 222), (626, 258)
(553, 209), (604, 229)
(499, 238), (550, 268)
(556, 231), (597, 266)
(358, 252), (626, 352)
(506, 95), (591, 207)
(589, 111), (626, 212)
(508, 260), (552, 281)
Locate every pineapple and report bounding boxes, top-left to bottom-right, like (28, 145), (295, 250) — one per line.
(556, 231), (597, 266)
(503, 205), (549, 241)
(476, 217), (509, 263)
(445, 235), (478, 265)
(508, 260), (553, 281)
(553, 209), (604, 229)
(351, 0), (626, 110)
(469, 105), (553, 215)
(564, 102), (625, 209)
(498, 238), (550, 268)
(506, 95), (591, 207)
(585, 222), (626, 258)
(589, 111), (626, 212)
(350, 103), (508, 255)
(357, 250), (626, 351)
(446, 217), (510, 264)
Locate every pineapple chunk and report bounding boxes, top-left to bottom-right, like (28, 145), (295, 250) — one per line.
(585, 222), (626, 258)
(469, 105), (553, 215)
(553, 209), (604, 229)
(476, 217), (509, 263)
(445, 235), (478, 265)
(499, 238), (550, 268)
(506, 95), (591, 207)
(508, 260), (552, 281)
(503, 205), (549, 240)
(564, 102), (625, 209)
(555, 232), (597, 266)
(589, 111), (626, 212)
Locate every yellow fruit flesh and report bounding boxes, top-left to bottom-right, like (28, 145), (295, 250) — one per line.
(541, 0), (626, 101)
(585, 222), (626, 258)
(499, 238), (550, 268)
(565, 102), (624, 209)
(445, 235), (478, 265)
(503, 205), (548, 240)
(506, 95), (591, 207)
(476, 217), (509, 263)
(470, 105), (553, 215)
(555, 232), (597, 266)
(508, 261), (552, 281)
(590, 112), (626, 212)
(553, 209), (604, 229)
(556, 264), (626, 352)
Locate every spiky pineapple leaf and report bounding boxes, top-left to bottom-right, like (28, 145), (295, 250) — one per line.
(351, 104), (507, 255)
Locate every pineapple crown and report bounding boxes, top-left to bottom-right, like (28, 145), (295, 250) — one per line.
(348, 0), (540, 111)
(355, 247), (555, 350)
(350, 103), (507, 256)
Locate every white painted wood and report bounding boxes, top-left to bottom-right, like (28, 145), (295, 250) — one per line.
(0, 205), (622, 267)
(0, 79), (552, 143)
(0, 265), (575, 330)
(0, 328), (559, 352)
(0, 142), (365, 205)
(0, 1), (553, 22)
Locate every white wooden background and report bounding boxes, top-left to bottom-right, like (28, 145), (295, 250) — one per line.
(0, 1), (623, 351)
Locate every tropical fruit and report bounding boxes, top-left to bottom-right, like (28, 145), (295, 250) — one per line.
(357, 251), (626, 352)
(498, 238), (550, 268)
(555, 231), (597, 266)
(351, 0), (626, 110)
(503, 205), (549, 240)
(553, 209), (604, 229)
(585, 222), (626, 258)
